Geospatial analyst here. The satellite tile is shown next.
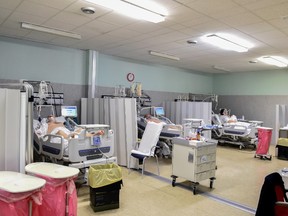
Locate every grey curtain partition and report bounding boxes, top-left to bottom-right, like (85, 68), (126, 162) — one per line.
(81, 98), (137, 167)
(0, 85), (33, 173)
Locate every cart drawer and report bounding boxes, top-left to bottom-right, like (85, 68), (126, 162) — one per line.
(195, 161), (216, 173)
(196, 153), (216, 165)
(197, 145), (217, 156)
(195, 170), (216, 182)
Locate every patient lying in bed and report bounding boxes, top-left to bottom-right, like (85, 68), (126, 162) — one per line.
(47, 115), (104, 139)
(144, 114), (182, 131)
(219, 108), (237, 124)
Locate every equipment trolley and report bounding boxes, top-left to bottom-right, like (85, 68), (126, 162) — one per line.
(171, 137), (217, 194)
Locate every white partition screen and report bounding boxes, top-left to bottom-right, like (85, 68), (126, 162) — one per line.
(0, 89), (22, 172)
(275, 104), (288, 144)
(81, 98), (137, 166)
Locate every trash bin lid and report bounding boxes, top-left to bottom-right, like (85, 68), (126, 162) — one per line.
(25, 162), (79, 179)
(257, 126), (273, 130)
(0, 171), (46, 193)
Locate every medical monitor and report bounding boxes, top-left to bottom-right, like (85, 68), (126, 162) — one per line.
(61, 106), (77, 117)
(154, 107), (165, 116)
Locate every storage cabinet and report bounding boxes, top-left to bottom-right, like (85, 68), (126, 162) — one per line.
(276, 128), (288, 160)
(171, 138), (217, 194)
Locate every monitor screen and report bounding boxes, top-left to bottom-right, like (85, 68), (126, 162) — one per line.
(61, 106), (77, 117)
(155, 107), (165, 116)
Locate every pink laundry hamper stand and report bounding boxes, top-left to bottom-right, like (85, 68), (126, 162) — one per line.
(0, 171), (46, 216)
(254, 127), (273, 160)
(25, 162), (79, 216)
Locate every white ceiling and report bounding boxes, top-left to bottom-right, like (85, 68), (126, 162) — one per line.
(1, 0), (288, 73)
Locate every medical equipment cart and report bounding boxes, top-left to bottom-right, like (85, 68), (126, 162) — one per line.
(0, 171), (46, 216)
(171, 137), (217, 195)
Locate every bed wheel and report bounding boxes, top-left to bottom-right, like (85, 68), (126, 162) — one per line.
(172, 179), (176, 187)
(210, 180), (213, 188)
(193, 187), (197, 195)
(209, 177), (215, 189)
(171, 175), (177, 187)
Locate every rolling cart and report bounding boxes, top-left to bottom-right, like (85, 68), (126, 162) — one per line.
(171, 137), (217, 195)
(254, 127), (273, 160)
(25, 162), (79, 216)
(0, 171), (46, 216)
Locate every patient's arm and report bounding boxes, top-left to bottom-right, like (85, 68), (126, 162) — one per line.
(85, 130), (104, 137)
(166, 124), (182, 130)
(56, 129), (72, 139)
(227, 119), (237, 123)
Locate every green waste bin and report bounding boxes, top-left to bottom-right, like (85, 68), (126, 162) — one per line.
(88, 163), (122, 212)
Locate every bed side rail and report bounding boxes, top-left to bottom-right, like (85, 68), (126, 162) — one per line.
(41, 134), (64, 160)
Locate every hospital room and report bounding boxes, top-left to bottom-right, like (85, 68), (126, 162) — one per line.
(2, 0), (288, 215)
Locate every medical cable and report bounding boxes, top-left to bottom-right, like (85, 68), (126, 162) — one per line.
(96, 146), (110, 159)
(49, 84), (58, 116)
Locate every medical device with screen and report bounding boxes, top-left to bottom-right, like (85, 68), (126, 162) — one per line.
(154, 107), (165, 116)
(61, 106), (77, 117)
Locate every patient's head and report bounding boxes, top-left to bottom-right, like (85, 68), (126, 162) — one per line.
(144, 114), (152, 119)
(220, 108), (228, 116)
(47, 115), (56, 123)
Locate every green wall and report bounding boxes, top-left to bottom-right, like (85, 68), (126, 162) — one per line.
(2, 36), (288, 96)
(98, 54), (213, 94)
(0, 37), (87, 85)
(213, 70), (288, 95)
(0, 36), (214, 94)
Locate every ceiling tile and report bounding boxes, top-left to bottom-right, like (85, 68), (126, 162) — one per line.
(84, 19), (119, 34)
(0, 0), (22, 10)
(27, 0), (76, 10)
(6, 11), (47, 25)
(0, 7), (13, 22)
(51, 11), (91, 26)
(16, 0), (60, 19)
(253, 2), (288, 20)
(219, 12), (262, 27)
(1, 0), (288, 73)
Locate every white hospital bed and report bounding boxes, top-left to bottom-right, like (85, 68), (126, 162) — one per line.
(33, 120), (116, 169)
(211, 114), (259, 149)
(137, 116), (182, 158)
(137, 117), (182, 139)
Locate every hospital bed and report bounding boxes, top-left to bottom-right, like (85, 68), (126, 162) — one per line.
(138, 117), (182, 139)
(33, 118), (116, 169)
(211, 114), (259, 149)
(137, 107), (182, 139)
(137, 107), (182, 157)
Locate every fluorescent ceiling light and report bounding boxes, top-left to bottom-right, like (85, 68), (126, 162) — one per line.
(257, 56), (288, 67)
(84, 0), (167, 23)
(201, 33), (253, 52)
(21, 22), (81, 40)
(149, 51), (180, 61)
(212, 65), (231, 72)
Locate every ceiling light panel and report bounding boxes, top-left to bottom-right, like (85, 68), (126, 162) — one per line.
(84, 0), (167, 23)
(212, 65), (231, 72)
(123, 0), (168, 15)
(149, 51), (180, 61)
(257, 56), (288, 67)
(201, 33), (254, 52)
(21, 22), (81, 39)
